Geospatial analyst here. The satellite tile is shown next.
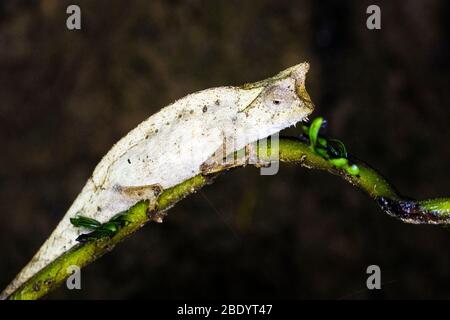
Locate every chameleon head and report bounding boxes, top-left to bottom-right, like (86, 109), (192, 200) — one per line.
(238, 62), (314, 138)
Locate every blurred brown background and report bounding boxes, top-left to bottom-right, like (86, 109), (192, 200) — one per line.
(0, 0), (449, 299)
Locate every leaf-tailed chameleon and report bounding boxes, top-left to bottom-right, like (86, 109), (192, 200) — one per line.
(1, 63), (314, 298)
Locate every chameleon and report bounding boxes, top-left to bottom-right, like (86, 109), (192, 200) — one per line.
(1, 62), (314, 299)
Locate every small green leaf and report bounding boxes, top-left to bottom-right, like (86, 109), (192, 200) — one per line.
(76, 228), (114, 243)
(72, 211), (133, 243)
(309, 117), (323, 150)
(100, 222), (119, 233)
(109, 213), (130, 228)
(70, 216), (101, 230)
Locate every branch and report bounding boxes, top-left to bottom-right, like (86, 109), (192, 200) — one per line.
(6, 135), (450, 300)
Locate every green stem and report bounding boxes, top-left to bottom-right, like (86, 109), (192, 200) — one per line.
(6, 138), (450, 299)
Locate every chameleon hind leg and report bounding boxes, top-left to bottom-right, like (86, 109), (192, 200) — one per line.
(117, 184), (164, 221)
(72, 183), (165, 242)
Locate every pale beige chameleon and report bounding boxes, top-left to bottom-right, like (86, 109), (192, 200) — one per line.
(1, 63), (314, 299)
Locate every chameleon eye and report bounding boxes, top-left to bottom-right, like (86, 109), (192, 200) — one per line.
(263, 84), (293, 108)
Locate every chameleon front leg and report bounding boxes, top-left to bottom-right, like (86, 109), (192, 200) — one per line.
(200, 142), (271, 175)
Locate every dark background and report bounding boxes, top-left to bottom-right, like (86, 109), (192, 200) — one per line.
(0, 0), (449, 299)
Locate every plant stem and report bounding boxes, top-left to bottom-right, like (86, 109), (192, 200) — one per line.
(6, 138), (450, 299)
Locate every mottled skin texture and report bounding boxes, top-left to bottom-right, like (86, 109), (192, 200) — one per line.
(1, 63), (314, 299)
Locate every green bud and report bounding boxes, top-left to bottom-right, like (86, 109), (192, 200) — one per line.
(346, 164), (360, 176)
(329, 158), (348, 168)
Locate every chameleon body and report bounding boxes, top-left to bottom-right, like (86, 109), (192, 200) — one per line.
(1, 63), (314, 298)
